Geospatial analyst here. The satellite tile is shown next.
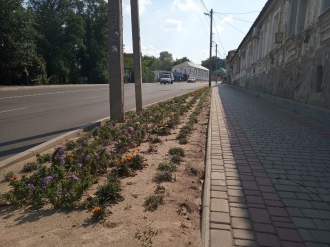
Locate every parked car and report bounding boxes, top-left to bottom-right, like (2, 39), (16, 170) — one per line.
(160, 74), (173, 84)
(187, 77), (196, 83)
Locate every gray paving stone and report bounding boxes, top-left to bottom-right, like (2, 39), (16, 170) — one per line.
(210, 229), (233, 247)
(211, 171), (225, 180)
(297, 229), (314, 242)
(310, 201), (330, 210)
(309, 230), (330, 244)
(210, 212), (230, 224)
(233, 229), (255, 240)
(301, 209), (330, 220)
(312, 219), (329, 230)
(286, 207), (304, 217)
(292, 217), (316, 229)
(278, 191), (297, 199)
(211, 179), (226, 186)
(210, 223), (231, 230)
(234, 239), (258, 247)
(231, 217), (252, 229)
(230, 207), (250, 218)
(210, 198), (229, 213)
(282, 199), (313, 208)
(210, 191), (228, 199)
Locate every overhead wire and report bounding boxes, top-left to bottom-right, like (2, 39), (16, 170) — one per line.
(215, 13), (253, 23)
(214, 11), (261, 15)
(214, 14), (245, 34)
(213, 18), (226, 58)
(193, 1), (208, 34)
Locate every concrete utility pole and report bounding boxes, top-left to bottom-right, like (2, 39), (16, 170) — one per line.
(130, 0), (143, 112)
(108, 0), (125, 122)
(208, 9), (213, 87)
(215, 43), (218, 84)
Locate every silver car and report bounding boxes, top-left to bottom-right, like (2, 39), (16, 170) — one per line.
(187, 77), (196, 83)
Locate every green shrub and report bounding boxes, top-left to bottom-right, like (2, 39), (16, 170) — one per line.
(171, 154), (183, 164)
(169, 147), (185, 157)
(179, 138), (188, 144)
(22, 162), (38, 172)
(157, 162), (177, 172)
(95, 176), (124, 205)
(153, 171), (173, 183)
(144, 194), (164, 211)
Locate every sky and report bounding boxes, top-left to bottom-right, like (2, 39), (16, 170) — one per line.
(122, 0), (268, 65)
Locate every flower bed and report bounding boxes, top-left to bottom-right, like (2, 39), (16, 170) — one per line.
(3, 87), (209, 217)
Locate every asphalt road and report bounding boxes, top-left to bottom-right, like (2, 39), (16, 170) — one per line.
(0, 82), (208, 161)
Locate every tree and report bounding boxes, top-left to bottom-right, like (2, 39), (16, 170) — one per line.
(201, 56), (219, 71)
(0, 0), (45, 85)
(141, 58), (155, 83)
(172, 56), (191, 67)
(159, 51), (173, 71)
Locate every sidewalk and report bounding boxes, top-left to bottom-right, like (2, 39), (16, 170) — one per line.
(204, 85), (330, 247)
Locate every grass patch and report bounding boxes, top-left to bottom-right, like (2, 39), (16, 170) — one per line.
(179, 138), (188, 144)
(157, 162), (177, 172)
(153, 171), (173, 183)
(22, 162), (38, 173)
(168, 147), (185, 157)
(171, 154), (183, 164)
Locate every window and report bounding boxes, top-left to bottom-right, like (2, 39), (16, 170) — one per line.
(322, 0), (330, 13)
(288, 0), (307, 37)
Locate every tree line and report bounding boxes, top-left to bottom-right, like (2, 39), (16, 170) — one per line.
(0, 0), (219, 85)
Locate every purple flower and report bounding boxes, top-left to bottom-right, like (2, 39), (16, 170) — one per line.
(25, 183), (35, 189)
(94, 126), (99, 130)
(126, 126), (134, 132)
(76, 162), (83, 167)
(72, 174), (79, 181)
(57, 146), (63, 151)
(84, 155), (90, 160)
(94, 152), (99, 159)
(38, 164), (43, 169)
(132, 134), (135, 138)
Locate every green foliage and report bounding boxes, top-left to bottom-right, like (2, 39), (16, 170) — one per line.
(144, 194), (164, 211)
(170, 154), (183, 164)
(153, 171), (173, 183)
(95, 176), (124, 205)
(157, 162), (176, 172)
(22, 162), (38, 172)
(179, 138), (188, 145)
(168, 147), (185, 157)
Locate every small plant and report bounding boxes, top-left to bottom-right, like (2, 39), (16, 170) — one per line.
(65, 140), (77, 150)
(111, 163), (136, 178)
(150, 136), (162, 144)
(153, 171), (173, 183)
(135, 224), (160, 246)
(147, 144), (157, 153)
(22, 162), (38, 172)
(154, 185), (166, 195)
(144, 194), (164, 211)
(124, 203), (132, 210)
(91, 205), (107, 220)
(4, 172), (16, 181)
(130, 154), (146, 170)
(95, 176), (124, 205)
(171, 154), (183, 164)
(179, 138), (188, 144)
(36, 153), (51, 163)
(157, 162), (176, 172)
(189, 167), (199, 176)
(169, 147), (185, 157)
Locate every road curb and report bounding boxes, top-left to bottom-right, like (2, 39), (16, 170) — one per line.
(201, 87), (212, 247)
(0, 117), (110, 170)
(0, 90), (196, 170)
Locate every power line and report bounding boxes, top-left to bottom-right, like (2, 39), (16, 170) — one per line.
(215, 15), (245, 34)
(214, 11), (260, 15)
(215, 13), (253, 23)
(213, 18), (226, 57)
(193, 1), (208, 34)
(200, 0), (208, 12)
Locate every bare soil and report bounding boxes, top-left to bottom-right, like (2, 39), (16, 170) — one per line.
(0, 93), (211, 247)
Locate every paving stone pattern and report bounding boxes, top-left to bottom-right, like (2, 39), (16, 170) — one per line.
(208, 85), (330, 247)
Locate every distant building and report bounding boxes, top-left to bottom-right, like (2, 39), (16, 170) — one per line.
(227, 0), (330, 110)
(171, 62), (209, 81)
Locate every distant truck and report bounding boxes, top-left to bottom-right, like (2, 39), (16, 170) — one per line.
(160, 74), (173, 84)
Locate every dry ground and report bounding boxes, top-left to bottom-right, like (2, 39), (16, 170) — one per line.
(0, 93), (211, 247)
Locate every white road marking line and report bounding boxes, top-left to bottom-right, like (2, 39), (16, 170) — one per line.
(0, 107), (27, 114)
(85, 96), (100, 99)
(0, 88), (108, 100)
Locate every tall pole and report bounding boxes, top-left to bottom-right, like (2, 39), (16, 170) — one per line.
(208, 9), (213, 87)
(108, 0), (124, 122)
(130, 0), (143, 112)
(215, 43), (218, 84)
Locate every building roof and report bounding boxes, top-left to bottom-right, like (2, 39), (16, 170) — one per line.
(211, 68), (226, 76)
(172, 62), (209, 71)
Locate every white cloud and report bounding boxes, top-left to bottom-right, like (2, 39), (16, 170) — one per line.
(172, 0), (199, 12)
(123, 0), (152, 15)
(213, 15), (233, 34)
(141, 44), (162, 57)
(162, 19), (182, 31)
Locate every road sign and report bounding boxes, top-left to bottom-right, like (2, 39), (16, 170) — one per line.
(124, 53), (134, 69)
(217, 59), (223, 68)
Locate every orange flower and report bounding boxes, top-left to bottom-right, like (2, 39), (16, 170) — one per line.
(9, 177), (15, 181)
(127, 155), (134, 160)
(129, 148), (137, 153)
(135, 148), (141, 151)
(91, 207), (100, 213)
(67, 153), (74, 157)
